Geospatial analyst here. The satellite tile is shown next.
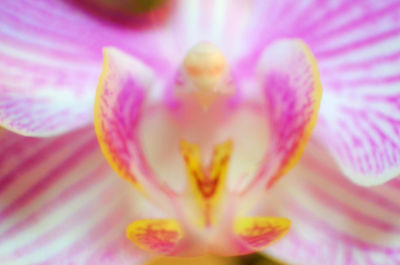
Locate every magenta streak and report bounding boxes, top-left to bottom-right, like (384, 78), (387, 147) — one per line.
(323, 74), (400, 89)
(328, 120), (358, 168)
(0, 133), (25, 153)
(0, 163), (109, 242)
(0, 137), (99, 220)
(336, 107), (400, 173)
(389, 179), (400, 190)
(303, 156), (400, 214)
(0, 132), (85, 195)
(287, 199), (400, 254)
(320, 50), (400, 73)
(0, 31), (99, 62)
(0, 4), (121, 50)
(0, 3), (170, 72)
(30, 109), (82, 133)
(0, 98), (91, 135)
(10, 182), (119, 259)
(295, 0), (356, 37)
(305, 183), (400, 233)
(241, 71), (316, 193)
(11, 0), (164, 33)
(103, 80), (177, 197)
(308, 2), (400, 43)
(342, 110), (379, 173)
(0, 137), (43, 168)
(315, 28), (400, 58)
(39, 200), (128, 265)
(0, 51), (96, 78)
(356, 109), (400, 169)
(258, 1), (297, 33)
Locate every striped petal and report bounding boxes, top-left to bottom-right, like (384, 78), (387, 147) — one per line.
(0, 127), (152, 264)
(260, 142), (400, 265)
(0, 0), (254, 137)
(238, 0), (400, 184)
(0, 0), (170, 137)
(237, 39), (322, 193)
(93, 47), (171, 200)
(310, 1), (400, 185)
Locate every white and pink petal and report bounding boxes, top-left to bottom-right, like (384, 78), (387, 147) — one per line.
(234, 39), (322, 194)
(0, 128), (152, 264)
(0, 0), (170, 137)
(311, 0), (400, 184)
(236, 0), (400, 185)
(261, 142), (400, 265)
(93, 47), (178, 205)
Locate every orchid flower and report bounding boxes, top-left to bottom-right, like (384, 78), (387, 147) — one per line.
(1, 0), (400, 264)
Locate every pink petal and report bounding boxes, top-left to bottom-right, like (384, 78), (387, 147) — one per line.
(93, 44), (300, 257)
(239, 0), (400, 184)
(311, 1), (400, 185)
(0, 127), (151, 264)
(260, 141), (400, 265)
(0, 0), (170, 136)
(0, 0), (253, 138)
(94, 47), (180, 211)
(237, 39), (322, 193)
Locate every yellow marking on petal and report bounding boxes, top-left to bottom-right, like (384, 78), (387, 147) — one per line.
(180, 42), (233, 110)
(180, 140), (233, 227)
(94, 49), (144, 194)
(269, 40), (322, 187)
(126, 219), (183, 255)
(234, 217), (291, 251)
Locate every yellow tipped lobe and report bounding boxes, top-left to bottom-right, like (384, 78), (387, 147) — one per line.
(126, 219), (183, 255)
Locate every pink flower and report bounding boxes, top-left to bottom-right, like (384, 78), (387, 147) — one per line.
(1, 1), (400, 264)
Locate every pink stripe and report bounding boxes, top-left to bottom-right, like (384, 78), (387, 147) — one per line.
(0, 138), (43, 168)
(0, 20), (89, 58)
(333, 108), (399, 174)
(11, 182), (118, 258)
(286, 199), (400, 253)
(11, 203), (95, 258)
(0, 129), (89, 195)
(326, 106), (400, 175)
(0, 50), (97, 75)
(296, 0), (356, 37)
(305, 183), (400, 233)
(0, 0), (170, 67)
(320, 50), (400, 73)
(0, 2), (110, 48)
(309, 2), (400, 42)
(0, 32), (98, 62)
(0, 163), (109, 242)
(0, 132), (23, 153)
(0, 137), (99, 220)
(40, 202), (127, 265)
(323, 74), (400, 90)
(303, 155), (400, 214)
(315, 28), (400, 58)
(388, 179), (400, 190)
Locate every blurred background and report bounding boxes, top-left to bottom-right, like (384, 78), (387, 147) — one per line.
(147, 253), (287, 265)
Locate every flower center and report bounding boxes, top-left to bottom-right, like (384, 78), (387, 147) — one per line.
(180, 140), (233, 228)
(176, 42), (234, 110)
